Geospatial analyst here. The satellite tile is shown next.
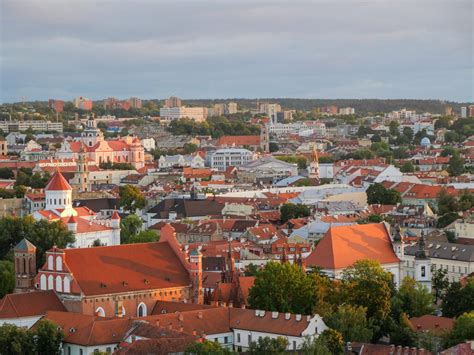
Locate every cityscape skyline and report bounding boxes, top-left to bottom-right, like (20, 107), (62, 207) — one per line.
(1, 0), (472, 103)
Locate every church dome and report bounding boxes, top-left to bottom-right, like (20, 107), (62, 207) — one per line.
(420, 137), (431, 146)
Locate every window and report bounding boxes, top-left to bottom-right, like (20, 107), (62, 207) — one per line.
(95, 307), (105, 317)
(137, 302), (147, 317)
(293, 341), (297, 350)
(47, 255), (53, 270)
(106, 347), (112, 353)
(56, 256), (62, 271)
(55, 276), (62, 292)
(63, 277), (70, 293)
(237, 333), (240, 342)
(421, 266), (426, 277)
(248, 334), (251, 344)
(40, 274), (46, 290)
(224, 336), (228, 344)
(48, 275), (54, 290)
(68, 346), (71, 355)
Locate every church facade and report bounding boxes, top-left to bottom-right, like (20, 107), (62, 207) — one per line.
(56, 118), (145, 169)
(33, 171), (120, 248)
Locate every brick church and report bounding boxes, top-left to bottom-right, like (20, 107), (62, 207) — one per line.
(14, 225), (203, 318)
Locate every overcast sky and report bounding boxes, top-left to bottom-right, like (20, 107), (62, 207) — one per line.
(1, 0), (473, 103)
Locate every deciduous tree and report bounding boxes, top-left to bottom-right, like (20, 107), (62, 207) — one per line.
(119, 185), (146, 212)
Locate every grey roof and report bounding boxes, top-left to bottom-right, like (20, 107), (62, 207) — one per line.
(242, 156), (296, 169)
(14, 238), (36, 252)
(405, 242), (474, 262)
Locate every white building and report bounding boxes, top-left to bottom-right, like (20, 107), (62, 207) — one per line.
(141, 138), (156, 152)
(0, 120), (63, 133)
(33, 171), (121, 248)
(339, 107), (355, 115)
(158, 154), (205, 169)
(159, 107), (208, 122)
(209, 148), (256, 171)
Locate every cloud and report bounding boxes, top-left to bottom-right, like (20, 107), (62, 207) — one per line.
(1, 0), (472, 102)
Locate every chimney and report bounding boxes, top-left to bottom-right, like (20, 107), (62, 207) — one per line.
(197, 311), (203, 319)
(179, 325), (184, 332)
(296, 314), (302, 321)
(285, 313), (291, 320)
(178, 313), (183, 321)
(156, 320), (160, 327)
(168, 323), (173, 330)
(192, 329), (197, 336)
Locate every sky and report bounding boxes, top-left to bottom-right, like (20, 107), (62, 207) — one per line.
(1, 0), (473, 103)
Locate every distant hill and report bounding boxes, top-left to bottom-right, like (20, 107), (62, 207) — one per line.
(182, 98), (471, 115)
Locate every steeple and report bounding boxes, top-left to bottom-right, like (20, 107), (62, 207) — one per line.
(14, 239), (37, 293)
(414, 230), (432, 292)
(308, 144), (320, 181)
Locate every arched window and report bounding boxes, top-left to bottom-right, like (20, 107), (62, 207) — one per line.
(55, 276), (62, 292)
(63, 276), (70, 293)
(48, 255), (53, 270)
(56, 256), (62, 271)
(96, 307), (105, 317)
(40, 275), (47, 290)
(48, 275), (54, 290)
(137, 302), (147, 317)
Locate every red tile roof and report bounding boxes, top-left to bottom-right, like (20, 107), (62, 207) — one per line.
(305, 223), (399, 269)
(45, 171), (72, 191)
(56, 241), (191, 296)
(0, 291), (66, 318)
(408, 315), (454, 334)
(217, 135), (260, 147)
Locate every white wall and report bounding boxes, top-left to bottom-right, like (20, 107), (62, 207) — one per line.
(0, 316), (42, 329)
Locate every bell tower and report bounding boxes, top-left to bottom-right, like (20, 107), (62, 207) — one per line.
(189, 248), (203, 304)
(14, 239), (37, 293)
(414, 231), (432, 292)
(308, 145), (320, 181)
(260, 124), (270, 152)
(72, 143), (90, 192)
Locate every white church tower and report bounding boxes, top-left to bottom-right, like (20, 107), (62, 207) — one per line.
(414, 230), (432, 292)
(45, 171), (75, 217)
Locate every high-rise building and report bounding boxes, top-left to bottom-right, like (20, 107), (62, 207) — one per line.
(213, 103), (226, 116)
(469, 105), (474, 118)
(73, 96), (93, 110)
(48, 99), (64, 113)
(129, 97), (142, 109)
(259, 103), (281, 124)
(164, 96), (182, 108)
(339, 107), (355, 115)
(444, 106), (453, 116)
(226, 102), (238, 114)
(103, 97), (119, 110)
(159, 107), (208, 122)
(460, 106), (467, 118)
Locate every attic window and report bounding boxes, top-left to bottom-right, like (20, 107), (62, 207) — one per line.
(122, 281), (128, 287)
(144, 279), (150, 284)
(165, 277), (171, 282)
(100, 283), (107, 288)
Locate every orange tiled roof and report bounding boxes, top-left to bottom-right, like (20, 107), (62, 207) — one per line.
(305, 223), (399, 269)
(217, 135), (260, 147)
(45, 171), (72, 191)
(0, 290), (66, 318)
(54, 241), (190, 296)
(408, 315), (454, 334)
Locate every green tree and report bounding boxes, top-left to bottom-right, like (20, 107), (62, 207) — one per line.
(389, 121), (400, 136)
(442, 279), (474, 318)
(443, 311), (474, 348)
(128, 230), (159, 244)
(432, 268), (449, 303)
(248, 336), (288, 354)
(280, 203), (310, 222)
(326, 304), (373, 342)
(248, 261), (315, 314)
(183, 143), (198, 154)
(437, 189), (458, 216)
(0, 260), (15, 298)
(437, 212), (460, 228)
(34, 319), (64, 355)
(0, 323), (35, 354)
(392, 277), (433, 318)
(244, 263), (259, 277)
(0, 168), (14, 179)
(120, 214), (143, 244)
(366, 183), (401, 205)
(447, 154), (465, 176)
(318, 329), (344, 355)
(300, 335), (331, 355)
(119, 185), (146, 212)
(14, 185), (27, 198)
(402, 127), (414, 143)
(341, 259), (393, 337)
(389, 313), (418, 347)
(400, 161), (415, 173)
(0, 216), (74, 267)
(269, 142), (279, 152)
(184, 340), (234, 354)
